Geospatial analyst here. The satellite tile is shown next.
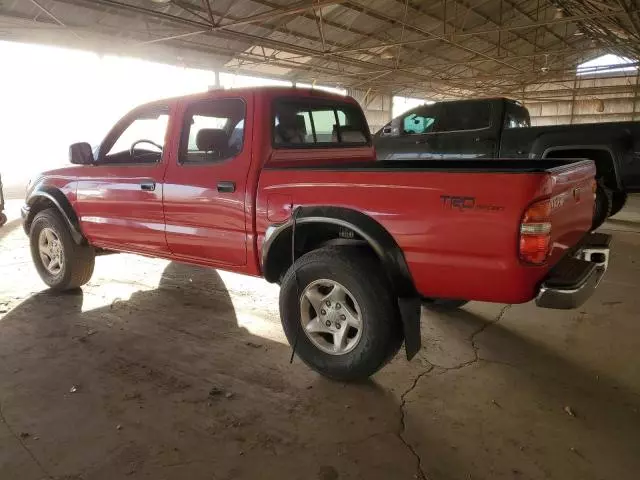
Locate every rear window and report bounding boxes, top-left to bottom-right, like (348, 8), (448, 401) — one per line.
(273, 99), (369, 148)
(504, 102), (531, 129)
(438, 100), (491, 132)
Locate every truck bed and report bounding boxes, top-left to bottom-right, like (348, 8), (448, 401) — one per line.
(259, 157), (596, 304)
(267, 158), (588, 173)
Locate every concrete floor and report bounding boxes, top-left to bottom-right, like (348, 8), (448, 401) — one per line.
(1, 198), (639, 480)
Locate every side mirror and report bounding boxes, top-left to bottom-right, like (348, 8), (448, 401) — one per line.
(69, 142), (95, 165)
(378, 125), (398, 137)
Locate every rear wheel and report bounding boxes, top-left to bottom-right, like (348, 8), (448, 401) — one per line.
(30, 208), (95, 291)
(279, 247), (403, 381)
(0, 212), (6, 227)
(592, 180), (613, 231)
(422, 298), (469, 311)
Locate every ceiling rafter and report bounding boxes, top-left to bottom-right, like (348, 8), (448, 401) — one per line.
(227, 0), (495, 77)
(2, 0), (639, 100)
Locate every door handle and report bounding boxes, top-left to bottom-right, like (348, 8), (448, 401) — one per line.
(415, 140), (430, 145)
(140, 181), (156, 191)
(217, 181), (236, 193)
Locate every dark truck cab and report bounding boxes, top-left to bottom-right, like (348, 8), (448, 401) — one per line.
(375, 97), (640, 229)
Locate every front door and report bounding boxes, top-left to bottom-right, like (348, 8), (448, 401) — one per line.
(374, 104), (441, 160)
(162, 96), (252, 266)
(75, 102), (173, 254)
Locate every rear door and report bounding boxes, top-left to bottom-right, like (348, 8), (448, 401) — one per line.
(435, 100), (497, 159)
(162, 95), (252, 266)
(75, 103), (173, 254)
(374, 104), (441, 160)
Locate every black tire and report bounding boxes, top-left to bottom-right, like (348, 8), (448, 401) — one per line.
(422, 298), (469, 311)
(29, 208), (95, 291)
(0, 212), (6, 227)
(592, 180), (613, 231)
(610, 190), (628, 217)
(279, 247), (403, 381)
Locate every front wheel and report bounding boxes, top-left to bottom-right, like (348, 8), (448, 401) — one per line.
(29, 208), (95, 291)
(279, 247), (403, 381)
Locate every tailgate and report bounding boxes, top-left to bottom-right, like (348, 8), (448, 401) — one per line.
(546, 160), (596, 266)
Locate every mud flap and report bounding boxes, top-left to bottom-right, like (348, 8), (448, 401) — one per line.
(397, 297), (421, 360)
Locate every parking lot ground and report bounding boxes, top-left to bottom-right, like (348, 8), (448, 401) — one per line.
(1, 198), (639, 480)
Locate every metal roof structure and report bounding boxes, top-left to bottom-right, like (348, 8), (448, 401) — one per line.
(1, 0), (639, 101)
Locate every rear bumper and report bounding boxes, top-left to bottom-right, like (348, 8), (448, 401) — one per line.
(536, 233), (611, 309)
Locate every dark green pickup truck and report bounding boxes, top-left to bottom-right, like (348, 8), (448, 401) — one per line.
(375, 97), (640, 229)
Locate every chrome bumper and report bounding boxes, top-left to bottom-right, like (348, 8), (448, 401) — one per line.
(536, 233), (611, 310)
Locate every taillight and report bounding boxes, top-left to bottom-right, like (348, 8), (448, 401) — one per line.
(520, 198), (552, 265)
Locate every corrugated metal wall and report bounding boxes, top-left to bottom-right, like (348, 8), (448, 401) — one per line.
(347, 88), (392, 134)
(523, 74), (640, 126)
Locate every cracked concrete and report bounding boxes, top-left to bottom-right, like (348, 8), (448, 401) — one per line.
(395, 304), (513, 479)
(398, 363), (434, 480)
(1, 199), (640, 479)
(0, 399), (52, 479)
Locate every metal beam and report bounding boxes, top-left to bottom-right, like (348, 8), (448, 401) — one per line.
(244, 0), (494, 77)
(135, 0), (350, 46)
(345, 1), (526, 73)
(201, 0), (215, 26)
(502, 0), (571, 49)
(57, 0), (462, 89)
(27, 0), (82, 39)
(322, 9), (626, 57)
(615, 0), (640, 37)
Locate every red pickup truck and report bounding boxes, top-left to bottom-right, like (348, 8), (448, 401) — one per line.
(22, 87), (610, 381)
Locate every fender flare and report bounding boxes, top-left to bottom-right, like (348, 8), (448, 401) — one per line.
(25, 187), (84, 244)
(540, 144), (622, 190)
(262, 206), (421, 359)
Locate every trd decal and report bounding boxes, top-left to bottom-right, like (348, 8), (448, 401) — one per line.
(441, 195), (505, 212)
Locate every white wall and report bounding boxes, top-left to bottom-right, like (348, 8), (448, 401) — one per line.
(0, 41), (347, 191)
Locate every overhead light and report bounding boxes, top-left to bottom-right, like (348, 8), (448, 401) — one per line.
(380, 51), (394, 60)
(149, 0), (171, 3)
(554, 8), (563, 19)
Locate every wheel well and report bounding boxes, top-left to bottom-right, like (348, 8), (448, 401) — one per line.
(24, 197), (57, 232)
(263, 222), (373, 283)
(544, 148), (617, 189)
(25, 192), (84, 244)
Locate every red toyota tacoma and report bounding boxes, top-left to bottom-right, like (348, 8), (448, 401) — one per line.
(22, 87), (611, 380)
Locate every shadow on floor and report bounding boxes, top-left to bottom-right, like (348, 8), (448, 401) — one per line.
(0, 261), (639, 479)
(0, 262), (414, 480)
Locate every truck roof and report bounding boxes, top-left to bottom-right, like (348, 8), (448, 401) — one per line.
(141, 86), (357, 109)
(435, 96), (522, 106)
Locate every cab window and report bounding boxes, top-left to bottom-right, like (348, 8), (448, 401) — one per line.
(102, 105), (169, 164)
(401, 105), (438, 134)
(180, 98), (246, 164)
(273, 99), (369, 147)
(438, 101), (491, 132)
(504, 103), (531, 129)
